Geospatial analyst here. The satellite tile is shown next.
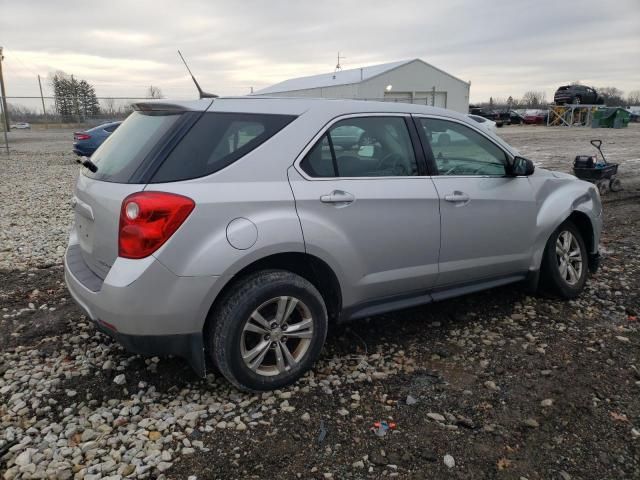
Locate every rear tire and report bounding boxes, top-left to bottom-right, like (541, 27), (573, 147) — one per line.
(206, 270), (328, 391)
(540, 221), (588, 298)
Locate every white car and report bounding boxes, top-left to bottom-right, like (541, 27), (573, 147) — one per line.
(10, 122), (31, 129)
(467, 114), (497, 133)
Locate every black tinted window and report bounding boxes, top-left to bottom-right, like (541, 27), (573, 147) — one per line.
(299, 134), (335, 177)
(300, 117), (418, 178)
(151, 112), (295, 182)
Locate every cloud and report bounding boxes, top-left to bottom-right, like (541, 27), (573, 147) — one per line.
(1, 0), (638, 103)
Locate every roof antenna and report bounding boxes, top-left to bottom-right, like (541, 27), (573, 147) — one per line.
(178, 50), (218, 99)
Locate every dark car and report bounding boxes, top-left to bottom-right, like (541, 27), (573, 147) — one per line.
(468, 106), (510, 126)
(73, 121), (121, 156)
(554, 85), (603, 105)
(508, 110), (524, 125)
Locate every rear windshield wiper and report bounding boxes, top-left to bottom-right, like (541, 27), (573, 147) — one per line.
(76, 156), (98, 173)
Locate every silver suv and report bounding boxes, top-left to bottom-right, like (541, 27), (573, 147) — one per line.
(65, 98), (602, 391)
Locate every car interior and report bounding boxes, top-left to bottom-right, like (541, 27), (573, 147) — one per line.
(302, 117), (418, 177)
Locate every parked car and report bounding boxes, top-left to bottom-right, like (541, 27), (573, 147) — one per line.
(65, 98), (602, 391)
(468, 106), (509, 126)
(73, 121), (121, 156)
(10, 122), (31, 129)
(554, 85), (603, 105)
(523, 109), (548, 125)
(467, 114), (497, 133)
(627, 109), (640, 123)
(508, 110), (524, 125)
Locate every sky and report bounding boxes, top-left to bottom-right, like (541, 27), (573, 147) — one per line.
(1, 0), (639, 109)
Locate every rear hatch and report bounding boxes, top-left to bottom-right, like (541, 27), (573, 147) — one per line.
(72, 109), (186, 278)
(554, 86), (570, 100)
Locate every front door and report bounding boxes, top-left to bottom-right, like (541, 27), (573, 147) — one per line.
(415, 116), (537, 287)
(288, 115), (441, 308)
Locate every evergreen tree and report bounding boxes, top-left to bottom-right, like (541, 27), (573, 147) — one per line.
(78, 80), (100, 116)
(51, 72), (100, 119)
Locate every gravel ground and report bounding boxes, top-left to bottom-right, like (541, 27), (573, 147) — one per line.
(1, 125), (639, 479)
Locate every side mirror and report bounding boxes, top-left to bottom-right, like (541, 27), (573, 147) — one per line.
(509, 156), (535, 176)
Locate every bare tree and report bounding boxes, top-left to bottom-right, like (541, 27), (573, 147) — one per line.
(597, 87), (625, 107)
(521, 91), (547, 108)
(146, 85), (163, 99)
(102, 98), (116, 117)
(626, 90), (640, 106)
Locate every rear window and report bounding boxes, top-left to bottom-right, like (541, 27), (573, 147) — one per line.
(150, 112), (296, 183)
(86, 111), (181, 183)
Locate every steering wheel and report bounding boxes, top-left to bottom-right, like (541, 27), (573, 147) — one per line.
(379, 152), (408, 175)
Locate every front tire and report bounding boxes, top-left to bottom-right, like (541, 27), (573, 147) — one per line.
(207, 270), (328, 391)
(540, 221), (588, 298)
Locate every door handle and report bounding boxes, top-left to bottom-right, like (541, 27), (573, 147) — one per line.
(444, 191), (470, 204)
(320, 190), (355, 205)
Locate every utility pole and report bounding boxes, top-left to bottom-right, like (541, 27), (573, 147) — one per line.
(0, 92), (8, 155)
(38, 74), (48, 129)
(0, 47), (11, 132)
(335, 52), (346, 72)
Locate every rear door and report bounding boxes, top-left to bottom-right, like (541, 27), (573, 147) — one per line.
(289, 114), (441, 308)
(414, 115), (537, 287)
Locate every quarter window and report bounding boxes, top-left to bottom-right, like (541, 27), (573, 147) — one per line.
(419, 118), (507, 176)
(300, 117), (418, 178)
(151, 112), (295, 183)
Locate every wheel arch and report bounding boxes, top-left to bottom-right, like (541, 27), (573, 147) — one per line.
(203, 252), (343, 334)
(566, 210), (595, 254)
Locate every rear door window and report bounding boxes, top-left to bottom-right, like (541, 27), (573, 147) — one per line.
(151, 113), (296, 183)
(300, 116), (418, 178)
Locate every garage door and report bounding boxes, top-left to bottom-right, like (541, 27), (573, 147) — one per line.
(383, 91), (447, 108)
(383, 92), (413, 103)
(414, 92), (447, 108)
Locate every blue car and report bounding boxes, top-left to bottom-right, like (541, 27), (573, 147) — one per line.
(73, 121), (121, 156)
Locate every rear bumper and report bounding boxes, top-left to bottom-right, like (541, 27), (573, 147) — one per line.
(72, 144), (95, 156)
(94, 324), (206, 377)
(64, 242), (221, 376)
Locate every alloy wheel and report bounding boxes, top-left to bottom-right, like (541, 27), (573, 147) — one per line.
(555, 231), (583, 286)
(240, 296), (314, 377)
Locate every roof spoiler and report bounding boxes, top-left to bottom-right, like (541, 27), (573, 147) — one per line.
(178, 50), (218, 99)
(132, 102), (189, 112)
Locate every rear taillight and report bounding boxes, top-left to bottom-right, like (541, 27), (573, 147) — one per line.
(74, 132), (91, 141)
(118, 192), (195, 259)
